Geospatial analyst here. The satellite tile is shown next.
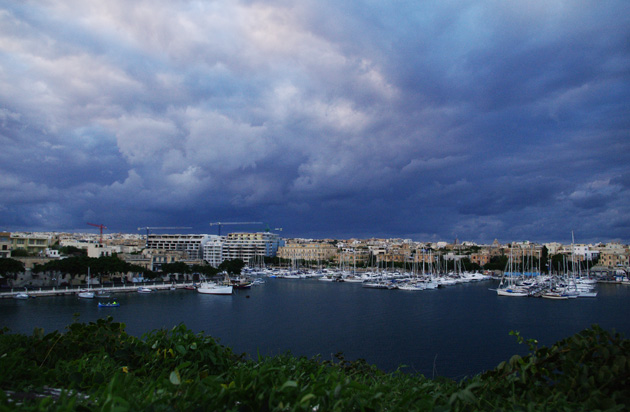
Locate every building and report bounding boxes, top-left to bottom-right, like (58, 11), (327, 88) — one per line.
(221, 232), (282, 265)
(278, 241), (339, 263)
(10, 233), (53, 255)
(202, 235), (225, 267)
(146, 234), (212, 260)
(598, 251), (628, 268)
(0, 232), (11, 258)
(470, 252), (491, 267)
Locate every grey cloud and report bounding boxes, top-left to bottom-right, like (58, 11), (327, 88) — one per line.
(0, 1), (628, 243)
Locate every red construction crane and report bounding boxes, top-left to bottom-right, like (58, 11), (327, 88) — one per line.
(87, 222), (107, 244)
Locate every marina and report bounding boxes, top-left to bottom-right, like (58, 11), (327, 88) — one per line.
(2, 276), (629, 380)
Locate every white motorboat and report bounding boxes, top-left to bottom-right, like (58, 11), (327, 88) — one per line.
(14, 292), (30, 299)
(496, 287), (528, 297)
(397, 282), (426, 291)
(197, 273), (233, 295)
(137, 287), (152, 293)
(197, 281), (233, 295)
(77, 290), (95, 299)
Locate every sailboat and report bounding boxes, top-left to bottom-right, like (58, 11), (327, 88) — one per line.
(78, 267), (95, 299)
(496, 250), (529, 297)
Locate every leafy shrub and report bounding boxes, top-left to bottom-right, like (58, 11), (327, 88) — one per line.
(0, 320), (627, 411)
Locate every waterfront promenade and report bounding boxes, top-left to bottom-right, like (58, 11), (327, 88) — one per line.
(0, 281), (195, 299)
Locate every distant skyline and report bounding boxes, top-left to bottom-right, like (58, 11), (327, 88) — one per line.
(1, 1), (629, 245)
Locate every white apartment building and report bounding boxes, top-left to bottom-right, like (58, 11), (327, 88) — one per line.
(146, 234), (212, 260)
(572, 244), (599, 261)
(202, 235), (225, 267)
(544, 242), (563, 255)
(88, 243), (123, 258)
(221, 232), (281, 265)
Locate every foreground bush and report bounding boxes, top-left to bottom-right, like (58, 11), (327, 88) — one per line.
(0, 318), (627, 411)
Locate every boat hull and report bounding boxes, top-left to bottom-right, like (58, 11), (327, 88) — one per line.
(197, 282), (233, 295)
(496, 288), (528, 297)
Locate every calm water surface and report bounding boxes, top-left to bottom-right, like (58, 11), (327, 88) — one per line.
(2, 279), (629, 379)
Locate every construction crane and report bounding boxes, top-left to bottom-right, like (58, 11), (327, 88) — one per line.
(209, 221), (263, 236)
(137, 226), (192, 247)
(264, 224), (283, 233)
(87, 222), (107, 244)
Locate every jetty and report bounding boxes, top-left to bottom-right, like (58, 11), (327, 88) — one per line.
(0, 282), (196, 299)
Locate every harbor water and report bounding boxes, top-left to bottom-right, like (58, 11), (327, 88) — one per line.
(2, 278), (629, 379)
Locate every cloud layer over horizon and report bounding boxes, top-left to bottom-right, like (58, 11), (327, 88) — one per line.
(1, 0), (629, 244)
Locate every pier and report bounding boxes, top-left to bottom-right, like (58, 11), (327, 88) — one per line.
(0, 282), (196, 299)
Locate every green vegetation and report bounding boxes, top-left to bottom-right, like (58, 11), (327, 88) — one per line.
(32, 256), (148, 282)
(0, 320), (627, 411)
(0, 258), (25, 279)
(57, 245), (88, 257)
(218, 258), (246, 275)
(9, 249), (30, 257)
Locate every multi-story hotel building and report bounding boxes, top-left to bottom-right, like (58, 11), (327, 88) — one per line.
(146, 234), (212, 260)
(202, 236), (225, 267)
(221, 232), (282, 264)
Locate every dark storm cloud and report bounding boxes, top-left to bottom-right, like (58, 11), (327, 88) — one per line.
(0, 0), (628, 243)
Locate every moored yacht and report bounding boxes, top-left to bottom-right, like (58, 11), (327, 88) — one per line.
(197, 273), (233, 295)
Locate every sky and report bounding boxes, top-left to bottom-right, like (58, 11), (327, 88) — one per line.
(1, 1), (629, 244)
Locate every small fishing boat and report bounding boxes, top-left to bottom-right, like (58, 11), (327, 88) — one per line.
(98, 301), (120, 307)
(137, 287), (152, 293)
(13, 292), (30, 300)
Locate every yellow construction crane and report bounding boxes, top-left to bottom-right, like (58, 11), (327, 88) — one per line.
(209, 221), (263, 236)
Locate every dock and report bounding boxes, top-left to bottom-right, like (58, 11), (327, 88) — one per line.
(0, 282), (196, 299)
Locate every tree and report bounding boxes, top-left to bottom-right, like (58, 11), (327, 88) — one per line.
(484, 255), (508, 271)
(191, 264), (219, 278)
(461, 258), (481, 271)
(541, 246), (549, 274)
(10, 249), (30, 257)
(31, 255), (140, 283)
(0, 258), (25, 279)
(59, 246), (87, 257)
(218, 259), (245, 275)
(162, 262), (191, 278)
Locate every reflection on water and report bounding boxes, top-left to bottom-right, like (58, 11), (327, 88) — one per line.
(1, 280), (629, 379)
